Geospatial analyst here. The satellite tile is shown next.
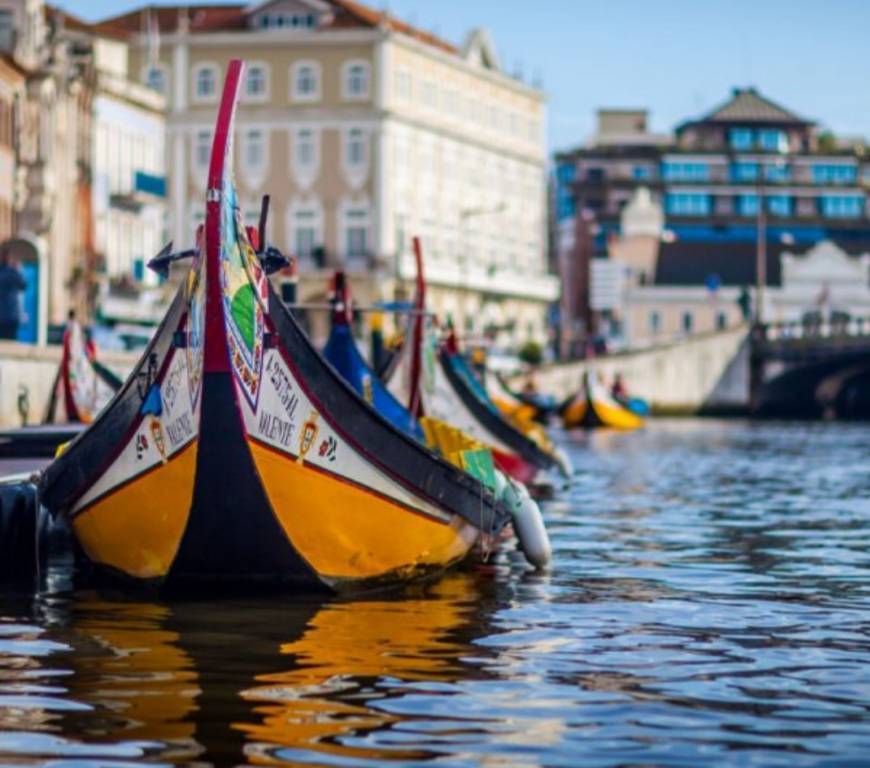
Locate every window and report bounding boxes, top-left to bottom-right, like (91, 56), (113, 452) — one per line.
(345, 209), (368, 258)
(292, 209), (318, 259)
(662, 161), (709, 182)
(420, 80), (436, 108)
(245, 64), (268, 99)
(737, 193), (759, 217)
(343, 61), (369, 99)
(395, 213), (407, 254)
(244, 129), (265, 170)
(394, 68), (412, 101)
(682, 311), (694, 333)
(820, 194), (864, 219)
(260, 12), (317, 28)
(195, 130), (211, 169)
(649, 310), (660, 335)
(759, 129), (787, 153)
(292, 61), (320, 101)
(0, 10), (13, 53)
(295, 128), (316, 170)
(731, 161), (758, 182)
(765, 162), (790, 182)
(193, 64), (217, 101)
(144, 65), (166, 94)
(812, 163), (857, 185)
(730, 127), (753, 151)
(767, 195), (792, 217)
(633, 165), (652, 180)
(665, 192), (711, 216)
(345, 128), (366, 168)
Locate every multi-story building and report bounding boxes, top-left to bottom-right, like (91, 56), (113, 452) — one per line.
(555, 88), (870, 355)
(0, 53), (23, 242)
(97, 0), (558, 344)
(91, 35), (167, 324)
(0, 0), (96, 342)
(0, 0), (168, 340)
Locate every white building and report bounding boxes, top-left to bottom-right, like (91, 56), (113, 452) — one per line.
(98, 0), (559, 344)
(91, 35), (167, 324)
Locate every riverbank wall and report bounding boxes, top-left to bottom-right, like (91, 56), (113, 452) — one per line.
(0, 341), (137, 428)
(530, 325), (750, 415)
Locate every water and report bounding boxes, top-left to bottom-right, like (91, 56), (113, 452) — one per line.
(2, 419), (870, 767)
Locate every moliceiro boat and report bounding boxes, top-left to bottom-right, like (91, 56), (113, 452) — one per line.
(385, 240), (571, 485)
(0, 316), (121, 460)
(39, 60), (510, 589)
(44, 314), (122, 425)
(561, 372), (645, 430)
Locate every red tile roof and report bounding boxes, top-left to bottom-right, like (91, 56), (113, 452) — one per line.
(95, 1), (457, 55)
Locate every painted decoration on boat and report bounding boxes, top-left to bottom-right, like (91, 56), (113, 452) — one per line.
(185, 242), (206, 408)
(71, 343), (200, 514)
(219, 169), (266, 409)
(64, 320), (116, 423)
(240, 346), (452, 525)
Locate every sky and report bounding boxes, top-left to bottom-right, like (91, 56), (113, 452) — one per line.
(66, 0), (870, 152)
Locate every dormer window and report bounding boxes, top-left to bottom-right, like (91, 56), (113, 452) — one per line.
(258, 12), (318, 29)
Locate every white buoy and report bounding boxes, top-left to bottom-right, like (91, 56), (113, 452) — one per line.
(500, 476), (552, 569)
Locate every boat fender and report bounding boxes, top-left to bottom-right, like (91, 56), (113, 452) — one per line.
(501, 477), (551, 570)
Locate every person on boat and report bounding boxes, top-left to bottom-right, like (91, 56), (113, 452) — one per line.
(610, 373), (628, 405)
(0, 250), (26, 341)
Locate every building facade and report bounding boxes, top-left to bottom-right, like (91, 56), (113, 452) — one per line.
(91, 36), (167, 324)
(0, 53), (23, 241)
(555, 88), (870, 356)
(621, 239), (870, 349)
(0, 0), (168, 341)
(0, 0), (96, 342)
(97, 0), (557, 344)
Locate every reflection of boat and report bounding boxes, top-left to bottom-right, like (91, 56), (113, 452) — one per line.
(63, 600), (202, 761)
(56, 573), (484, 766)
(240, 573), (481, 765)
(387, 241), (571, 485)
(561, 372), (645, 430)
(39, 60), (508, 589)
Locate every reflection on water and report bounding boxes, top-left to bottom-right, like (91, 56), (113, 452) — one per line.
(2, 419), (870, 766)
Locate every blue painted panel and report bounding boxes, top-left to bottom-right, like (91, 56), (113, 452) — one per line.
(17, 262), (38, 343)
(133, 171), (167, 198)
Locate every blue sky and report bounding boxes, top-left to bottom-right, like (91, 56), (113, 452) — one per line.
(66, 0), (870, 152)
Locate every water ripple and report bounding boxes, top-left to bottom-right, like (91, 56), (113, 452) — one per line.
(1, 420), (870, 765)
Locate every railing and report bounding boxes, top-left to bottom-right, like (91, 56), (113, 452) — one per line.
(761, 316), (870, 342)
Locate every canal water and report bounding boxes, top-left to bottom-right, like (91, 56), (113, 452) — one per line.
(2, 419), (870, 766)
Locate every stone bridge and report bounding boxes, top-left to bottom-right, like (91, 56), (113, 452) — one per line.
(751, 317), (870, 419)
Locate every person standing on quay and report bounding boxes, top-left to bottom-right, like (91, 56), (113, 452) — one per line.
(0, 250), (26, 341)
